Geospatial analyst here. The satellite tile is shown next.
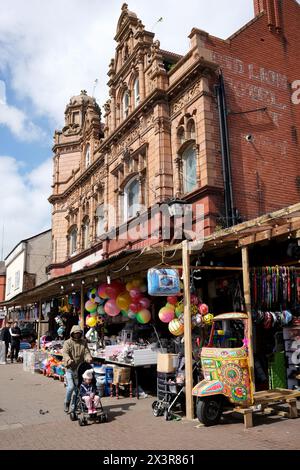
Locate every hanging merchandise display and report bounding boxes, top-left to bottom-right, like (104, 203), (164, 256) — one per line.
(251, 267), (299, 309)
(250, 266), (298, 328)
(147, 268), (181, 296)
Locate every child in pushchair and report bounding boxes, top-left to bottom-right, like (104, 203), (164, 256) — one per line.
(70, 362), (107, 426)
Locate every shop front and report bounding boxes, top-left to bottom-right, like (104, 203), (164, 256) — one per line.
(2, 203), (300, 428)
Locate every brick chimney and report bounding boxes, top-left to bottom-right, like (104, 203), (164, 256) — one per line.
(254, 0), (282, 33)
(254, 0), (266, 16)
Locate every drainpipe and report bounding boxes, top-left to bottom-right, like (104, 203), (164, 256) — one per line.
(215, 72), (236, 228)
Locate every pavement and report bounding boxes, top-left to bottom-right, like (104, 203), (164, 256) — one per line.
(0, 363), (299, 450)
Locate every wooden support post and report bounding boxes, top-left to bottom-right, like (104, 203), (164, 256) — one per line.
(37, 300), (42, 351)
(287, 399), (298, 419)
(243, 410), (253, 429)
(242, 246), (255, 403)
(80, 284), (85, 331)
(182, 240), (194, 420)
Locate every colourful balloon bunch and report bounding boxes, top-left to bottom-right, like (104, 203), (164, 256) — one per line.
(84, 279), (152, 328)
(158, 296), (213, 335)
(158, 296), (185, 337)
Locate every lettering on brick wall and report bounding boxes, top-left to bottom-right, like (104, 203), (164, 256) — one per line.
(292, 80), (300, 105)
(241, 134), (288, 157)
(227, 77), (286, 112)
(212, 52), (288, 91)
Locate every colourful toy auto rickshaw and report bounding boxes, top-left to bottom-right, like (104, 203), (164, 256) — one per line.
(192, 312), (253, 426)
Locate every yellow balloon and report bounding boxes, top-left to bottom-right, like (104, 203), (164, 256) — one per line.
(131, 279), (142, 288)
(126, 282), (134, 292)
(116, 292), (131, 311)
(86, 316), (97, 328)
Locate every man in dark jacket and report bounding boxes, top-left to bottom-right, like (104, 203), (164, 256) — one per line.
(0, 322), (11, 361)
(62, 325), (92, 413)
(9, 322), (21, 363)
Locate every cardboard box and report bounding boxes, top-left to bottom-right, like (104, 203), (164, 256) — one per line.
(157, 353), (178, 373)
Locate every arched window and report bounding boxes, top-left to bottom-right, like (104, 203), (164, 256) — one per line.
(96, 205), (105, 237)
(69, 227), (77, 256)
(123, 91), (130, 119)
(134, 78), (140, 108)
(124, 177), (140, 221)
(182, 145), (197, 194)
(82, 217), (90, 250)
(186, 119), (196, 140)
(85, 145), (91, 168)
(177, 127), (185, 146)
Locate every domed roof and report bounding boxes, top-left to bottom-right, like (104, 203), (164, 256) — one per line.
(68, 90), (96, 107)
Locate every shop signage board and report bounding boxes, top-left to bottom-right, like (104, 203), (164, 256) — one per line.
(71, 249), (104, 273)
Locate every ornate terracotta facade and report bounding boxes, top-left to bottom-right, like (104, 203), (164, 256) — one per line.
(49, 1), (300, 277)
(49, 4), (222, 277)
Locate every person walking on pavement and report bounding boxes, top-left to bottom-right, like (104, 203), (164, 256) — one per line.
(9, 321), (21, 363)
(0, 322), (11, 363)
(62, 325), (92, 413)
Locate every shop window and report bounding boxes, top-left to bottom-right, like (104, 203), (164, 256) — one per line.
(182, 145), (197, 194)
(82, 218), (90, 250)
(124, 177), (140, 221)
(15, 271), (20, 290)
(69, 227), (77, 256)
(96, 205), (105, 237)
(85, 145), (91, 168)
(134, 78), (140, 108)
(7, 277), (11, 295)
(123, 91), (130, 119)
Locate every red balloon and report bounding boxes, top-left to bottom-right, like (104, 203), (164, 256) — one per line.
(130, 288), (143, 301)
(106, 280), (125, 299)
(139, 298), (151, 309)
(167, 296), (178, 305)
(129, 303), (141, 313)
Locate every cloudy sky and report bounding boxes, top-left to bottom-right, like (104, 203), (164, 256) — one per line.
(0, 0), (255, 258)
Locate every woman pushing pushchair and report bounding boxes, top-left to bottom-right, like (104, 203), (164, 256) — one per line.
(62, 325), (93, 414)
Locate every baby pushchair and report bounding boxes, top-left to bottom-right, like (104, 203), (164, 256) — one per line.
(70, 362), (108, 426)
(152, 354), (200, 421)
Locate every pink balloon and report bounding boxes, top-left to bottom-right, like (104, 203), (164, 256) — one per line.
(139, 298), (151, 309)
(98, 283), (110, 299)
(199, 303), (209, 316)
(104, 299), (121, 317)
(130, 288), (142, 300)
(129, 303), (141, 313)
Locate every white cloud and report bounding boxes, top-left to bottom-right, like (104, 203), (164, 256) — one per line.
(0, 156), (52, 258)
(0, 0), (255, 127)
(0, 80), (46, 142)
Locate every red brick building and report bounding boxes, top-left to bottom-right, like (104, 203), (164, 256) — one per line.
(49, 0), (300, 277)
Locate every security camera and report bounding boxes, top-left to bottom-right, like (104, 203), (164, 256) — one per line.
(245, 134), (253, 143)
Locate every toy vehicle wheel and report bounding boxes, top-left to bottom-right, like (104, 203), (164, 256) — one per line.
(164, 410), (172, 421)
(70, 412), (78, 421)
(196, 397), (223, 427)
(78, 417), (87, 426)
(101, 413), (108, 423)
(152, 401), (163, 417)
